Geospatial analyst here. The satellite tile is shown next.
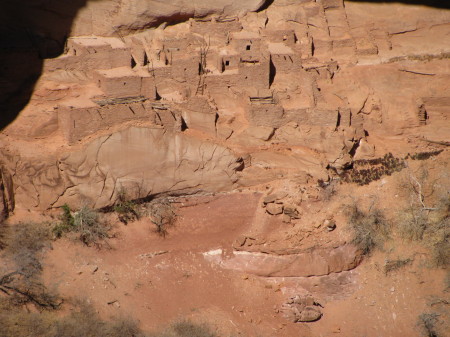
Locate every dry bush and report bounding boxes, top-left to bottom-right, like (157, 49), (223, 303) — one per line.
(346, 202), (391, 255)
(0, 223), (60, 310)
(54, 301), (143, 337)
(398, 194), (449, 268)
(151, 320), (218, 337)
(0, 271), (60, 310)
(147, 198), (177, 237)
(417, 313), (441, 337)
(0, 223), (7, 250)
(3, 222), (51, 279)
(384, 258), (412, 274)
(74, 206), (112, 247)
(0, 299), (145, 337)
(53, 205), (113, 247)
(395, 160), (449, 268)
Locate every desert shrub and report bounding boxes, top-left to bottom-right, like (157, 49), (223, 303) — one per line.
(147, 198), (177, 237)
(398, 195), (449, 267)
(346, 202), (390, 255)
(52, 204), (75, 238)
(74, 206), (112, 247)
(0, 271), (60, 309)
(444, 272), (450, 292)
(0, 223), (60, 310)
(171, 321), (217, 337)
(0, 223), (7, 250)
(53, 205), (113, 247)
(151, 320), (218, 337)
(55, 301), (143, 337)
(417, 313), (440, 337)
(383, 258), (412, 274)
(114, 189), (140, 225)
(4, 222), (51, 279)
(397, 204), (428, 241)
(0, 299), (145, 337)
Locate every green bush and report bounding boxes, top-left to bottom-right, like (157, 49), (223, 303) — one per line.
(53, 205), (113, 247)
(52, 204), (75, 239)
(114, 189), (140, 225)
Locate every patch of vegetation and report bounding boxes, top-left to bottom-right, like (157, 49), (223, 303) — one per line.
(53, 204), (113, 247)
(444, 272), (450, 292)
(147, 198), (177, 237)
(4, 222), (51, 279)
(0, 271), (60, 310)
(383, 258), (412, 274)
(0, 223), (7, 250)
(346, 202), (391, 255)
(52, 204), (75, 238)
(398, 193), (449, 268)
(0, 299), (145, 337)
(340, 153), (406, 186)
(151, 320), (218, 337)
(406, 150), (443, 161)
(417, 312), (441, 337)
(1, 222), (60, 310)
(75, 206), (112, 247)
(114, 189), (140, 225)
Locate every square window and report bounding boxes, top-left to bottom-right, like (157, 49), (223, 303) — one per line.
(225, 60), (230, 66)
(246, 45), (251, 50)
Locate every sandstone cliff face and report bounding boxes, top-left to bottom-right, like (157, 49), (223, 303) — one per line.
(71, 0), (269, 36)
(1, 0), (449, 211)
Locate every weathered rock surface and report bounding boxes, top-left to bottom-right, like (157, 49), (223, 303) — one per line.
(5, 127), (241, 209)
(71, 0), (270, 36)
(203, 244), (362, 277)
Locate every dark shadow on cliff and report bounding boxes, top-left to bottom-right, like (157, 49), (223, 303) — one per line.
(0, 0), (91, 131)
(346, 0), (450, 9)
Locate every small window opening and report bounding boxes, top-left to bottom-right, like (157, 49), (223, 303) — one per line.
(180, 117), (188, 131)
(155, 89), (162, 101)
(246, 45), (251, 51)
(143, 52), (149, 66)
(225, 60), (230, 66)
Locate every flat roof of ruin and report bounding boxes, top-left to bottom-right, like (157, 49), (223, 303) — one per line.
(230, 31), (260, 40)
(69, 36), (126, 49)
(267, 42), (294, 55)
(96, 67), (140, 78)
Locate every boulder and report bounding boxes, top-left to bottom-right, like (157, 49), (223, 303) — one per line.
(266, 203), (283, 215)
(281, 295), (322, 323)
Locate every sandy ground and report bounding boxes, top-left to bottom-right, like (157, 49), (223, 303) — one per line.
(31, 180), (448, 337)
